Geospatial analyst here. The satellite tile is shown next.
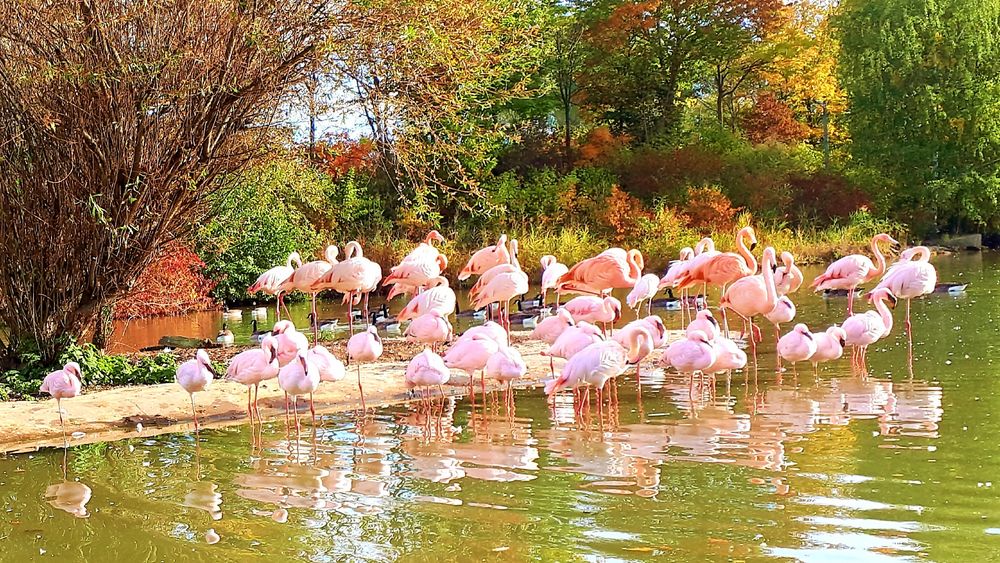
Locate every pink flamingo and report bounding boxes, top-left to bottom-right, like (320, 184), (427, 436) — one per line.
(226, 335), (279, 422)
(774, 251), (804, 296)
(405, 349), (451, 407)
(313, 241), (383, 337)
(636, 315), (667, 348)
(530, 308), (576, 373)
(468, 239), (522, 303)
(486, 346), (528, 408)
(811, 233), (898, 315)
(469, 261), (529, 340)
(765, 296), (796, 343)
(404, 311), (454, 352)
(397, 277), (457, 321)
(719, 246), (779, 355)
(539, 255), (569, 306)
(843, 288), (897, 369)
(443, 333), (500, 399)
(661, 330), (717, 397)
(686, 309), (721, 341)
(811, 326), (848, 372)
(176, 349), (217, 432)
(545, 332), (649, 414)
(309, 344), (346, 386)
(874, 245), (937, 348)
(248, 251), (302, 321)
(542, 321), (604, 363)
(278, 351), (320, 430)
(556, 247), (644, 296)
(277, 245), (339, 342)
(383, 231), (448, 294)
(673, 227), (756, 298)
(347, 325), (383, 411)
(458, 234), (511, 280)
(462, 321), (510, 347)
(627, 273), (661, 317)
(40, 362), (83, 439)
(706, 336), (747, 374)
(272, 320), (309, 367)
(777, 324), (817, 374)
(562, 295), (622, 335)
(659, 246), (695, 326)
(613, 323), (654, 394)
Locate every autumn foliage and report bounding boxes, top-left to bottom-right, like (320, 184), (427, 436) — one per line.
(601, 186), (653, 244)
(683, 186), (741, 232)
(115, 244), (217, 320)
(743, 92), (812, 144)
(313, 137), (377, 179)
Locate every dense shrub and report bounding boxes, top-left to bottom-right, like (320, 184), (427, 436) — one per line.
(788, 171), (872, 225)
(115, 243), (217, 320)
(683, 185), (741, 232)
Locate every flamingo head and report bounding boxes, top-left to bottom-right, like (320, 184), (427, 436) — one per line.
(679, 247), (695, 260)
(644, 315), (666, 340)
(556, 307), (575, 326)
(436, 253), (449, 271)
(196, 349), (218, 376)
(540, 254), (556, 269)
(762, 247), (777, 268)
(272, 320), (294, 334)
(688, 329), (712, 345)
(629, 249), (645, 272)
(64, 362), (83, 382)
(425, 230), (445, 245)
(780, 251), (795, 267)
(607, 296), (622, 324)
(288, 251), (303, 268)
(793, 324), (813, 340)
(737, 226), (758, 251)
(324, 245), (340, 263)
(695, 237), (715, 255)
(827, 326), (847, 347)
(868, 287), (898, 308)
(697, 309), (718, 327)
(261, 335), (279, 363)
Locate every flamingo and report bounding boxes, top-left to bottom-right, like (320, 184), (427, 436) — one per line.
(811, 326), (848, 372)
(313, 241), (383, 337)
(719, 246), (779, 355)
(530, 308), (576, 374)
(277, 245), (339, 342)
(673, 227), (757, 303)
(460, 321), (508, 346)
(765, 296), (797, 344)
(469, 259), (529, 340)
(40, 362), (83, 440)
(873, 245), (937, 353)
(486, 345), (528, 408)
(811, 233), (898, 315)
(843, 287), (897, 369)
(686, 309), (721, 341)
(539, 255), (569, 306)
(309, 345), (346, 386)
(636, 315), (667, 348)
(226, 335), (280, 422)
(468, 239), (523, 303)
(545, 332), (647, 415)
(397, 277), (457, 321)
(659, 246), (695, 326)
(248, 251), (302, 321)
(271, 320), (309, 367)
(661, 330), (717, 396)
(542, 321), (604, 364)
(562, 295), (622, 335)
(347, 325), (383, 411)
(458, 234), (511, 280)
(278, 351), (320, 430)
(176, 349), (216, 432)
(774, 251), (804, 296)
(443, 333), (500, 400)
(556, 247), (644, 296)
(706, 336), (747, 374)
(627, 273), (661, 317)
(613, 323), (655, 394)
(405, 349), (451, 407)
(382, 231), (448, 295)
(777, 324), (817, 374)
(404, 311), (454, 351)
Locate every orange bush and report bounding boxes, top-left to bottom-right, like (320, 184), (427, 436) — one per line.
(312, 136), (376, 179)
(115, 243), (217, 319)
(743, 92), (811, 144)
(602, 186), (653, 243)
(576, 127), (629, 167)
(684, 186), (740, 232)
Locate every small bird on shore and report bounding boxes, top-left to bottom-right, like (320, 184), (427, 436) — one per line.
(176, 349), (217, 432)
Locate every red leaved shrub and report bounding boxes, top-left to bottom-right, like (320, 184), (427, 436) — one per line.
(684, 186), (740, 232)
(602, 186), (653, 244)
(788, 172), (872, 224)
(312, 136), (376, 180)
(614, 145), (724, 202)
(115, 244), (217, 319)
(743, 92), (811, 145)
(576, 127), (629, 167)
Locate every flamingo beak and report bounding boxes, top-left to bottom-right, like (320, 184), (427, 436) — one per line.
(206, 363), (219, 378)
(888, 294), (898, 309)
(709, 316), (719, 328)
(269, 347), (278, 364)
(840, 337), (847, 347)
(803, 331), (813, 341)
(750, 242), (758, 252)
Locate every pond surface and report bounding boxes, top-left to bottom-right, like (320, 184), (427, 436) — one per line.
(4, 252), (1000, 561)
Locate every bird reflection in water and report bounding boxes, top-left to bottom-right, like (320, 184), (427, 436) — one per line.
(45, 446), (92, 518)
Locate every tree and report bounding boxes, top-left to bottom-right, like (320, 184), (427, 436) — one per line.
(0, 1), (333, 363)
(836, 0), (1000, 232)
(552, 15), (586, 167)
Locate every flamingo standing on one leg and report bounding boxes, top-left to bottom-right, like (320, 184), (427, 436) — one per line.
(539, 255), (569, 306)
(811, 233), (898, 316)
(40, 362), (83, 442)
(613, 323), (655, 396)
(278, 351), (320, 431)
(444, 333), (500, 401)
(774, 251), (804, 297)
(673, 227), (758, 334)
(661, 330), (717, 399)
(719, 247), (779, 361)
(226, 336), (280, 422)
(843, 288), (897, 371)
(659, 246), (695, 327)
(277, 245), (339, 343)
(627, 273), (661, 318)
(176, 349), (217, 433)
(765, 296), (796, 370)
(706, 335), (747, 374)
(248, 251), (302, 321)
(347, 325), (383, 411)
(777, 323), (817, 375)
(313, 241), (383, 338)
(873, 245), (937, 365)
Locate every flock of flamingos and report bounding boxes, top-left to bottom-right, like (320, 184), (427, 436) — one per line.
(39, 227), (939, 437)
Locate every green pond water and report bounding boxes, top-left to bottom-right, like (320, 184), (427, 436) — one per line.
(4, 253), (1000, 561)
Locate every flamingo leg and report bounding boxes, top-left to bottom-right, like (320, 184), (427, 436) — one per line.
(310, 392), (316, 426)
(247, 388), (253, 421)
(847, 288), (855, 317)
(191, 395), (199, 433)
(276, 293), (283, 322)
(363, 292), (371, 329)
(57, 398), (66, 444)
(311, 293), (320, 343)
(284, 392), (290, 428)
(253, 383), (261, 422)
(357, 364), (367, 412)
(347, 291), (356, 339)
(906, 299), (914, 369)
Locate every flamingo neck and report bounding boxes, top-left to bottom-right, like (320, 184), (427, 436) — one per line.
(874, 296), (893, 333)
(762, 252), (777, 310)
(738, 232), (757, 272)
(628, 249), (643, 281)
(869, 237), (888, 279)
(324, 246), (339, 263)
(912, 246), (931, 262)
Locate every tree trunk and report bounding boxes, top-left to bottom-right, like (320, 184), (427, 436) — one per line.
(92, 303), (115, 351)
(715, 65), (725, 125)
(563, 98), (572, 170)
